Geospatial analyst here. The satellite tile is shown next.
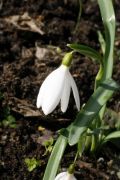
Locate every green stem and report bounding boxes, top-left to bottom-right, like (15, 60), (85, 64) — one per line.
(68, 150), (79, 174)
(73, 151), (79, 164)
(74, 0), (82, 33)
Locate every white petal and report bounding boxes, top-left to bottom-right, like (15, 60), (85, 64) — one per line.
(55, 172), (67, 180)
(61, 72), (71, 112)
(55, 172), (77, 180)
(41, 65), (68, 115)
(36, 80), (46, 108)
(67, 173), (77, 180)
(69, 72), (80, 111)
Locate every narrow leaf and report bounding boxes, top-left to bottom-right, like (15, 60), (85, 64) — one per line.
(103, 131), (120, 143)
(98, 0), (115, 80)
(68, 79), (119, 145)
(96, 0), (115, 124)
(97, 30), (105, 55)
(43, 135), (67, 180)
(78, 134), (86, 157)
(67, 43), (102, 63)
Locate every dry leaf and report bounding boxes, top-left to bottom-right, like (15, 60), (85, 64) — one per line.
(5, 12), (44, 35)
(10, 97), (42, 117)
(35, 46), (48, 60)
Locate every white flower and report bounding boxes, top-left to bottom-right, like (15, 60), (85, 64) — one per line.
(36, 64), (80, 115)
(55, 172), (77, 180)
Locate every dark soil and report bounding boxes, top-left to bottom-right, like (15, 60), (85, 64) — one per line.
(0, 0), (120, 179)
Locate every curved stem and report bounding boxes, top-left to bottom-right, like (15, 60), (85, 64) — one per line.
(74, 0), (82, 33)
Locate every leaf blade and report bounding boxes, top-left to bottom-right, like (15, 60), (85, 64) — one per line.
(103, 131), (120, 144)
(43, 135), (67, 180)
(98, 0), (115, 80)
(68, 79), (119, 145)
(67, 43), (102, 63)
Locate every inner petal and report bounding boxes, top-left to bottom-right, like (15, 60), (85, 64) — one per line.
(61, 73), (71, 112)
(69, 71), (80, 111)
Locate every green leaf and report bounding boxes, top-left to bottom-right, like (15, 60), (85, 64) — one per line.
(67, 43), (102, 64)
(78, 134), (86, 157)
(98, 0), (115, 80)
(97, 30), (105, 55)
(2, 115), (16, 128)
(43, 135), (67, 180)
(95, 0), (116, 128)
(68, 79), (119, 146)
(25, 157), (41, 172)
(103, 131), (120, 144)
(43, 138), (54, 155)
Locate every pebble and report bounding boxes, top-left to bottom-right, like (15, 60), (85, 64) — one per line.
(97, 157), (104, 163)
(117, 172), (120, 179)
(1, 135), (7, 141)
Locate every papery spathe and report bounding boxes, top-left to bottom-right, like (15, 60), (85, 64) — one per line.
(36, 65), (80, 115)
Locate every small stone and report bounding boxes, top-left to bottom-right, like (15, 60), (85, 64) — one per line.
(107, 160), (113, 167)
(97, 157), (104, 163)
(117, 171), (120, 179)
(110, 171), (115, 175)
(2, 135), (7, 141)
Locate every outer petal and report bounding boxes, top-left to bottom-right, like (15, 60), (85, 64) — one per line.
(40, 65), (68, 115)
(36, 79), (46, 108)
(55, 172), (67, 180)
(68, 72), (80, 111)
(61, 72), (71, 112)
(55, 172), (77, 180)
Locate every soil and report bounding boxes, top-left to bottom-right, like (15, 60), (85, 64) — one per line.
(0, 0), (120, 179)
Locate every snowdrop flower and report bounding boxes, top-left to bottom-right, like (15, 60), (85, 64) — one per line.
(55, 172), (77, 180)
(36, 52), (80, 115)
